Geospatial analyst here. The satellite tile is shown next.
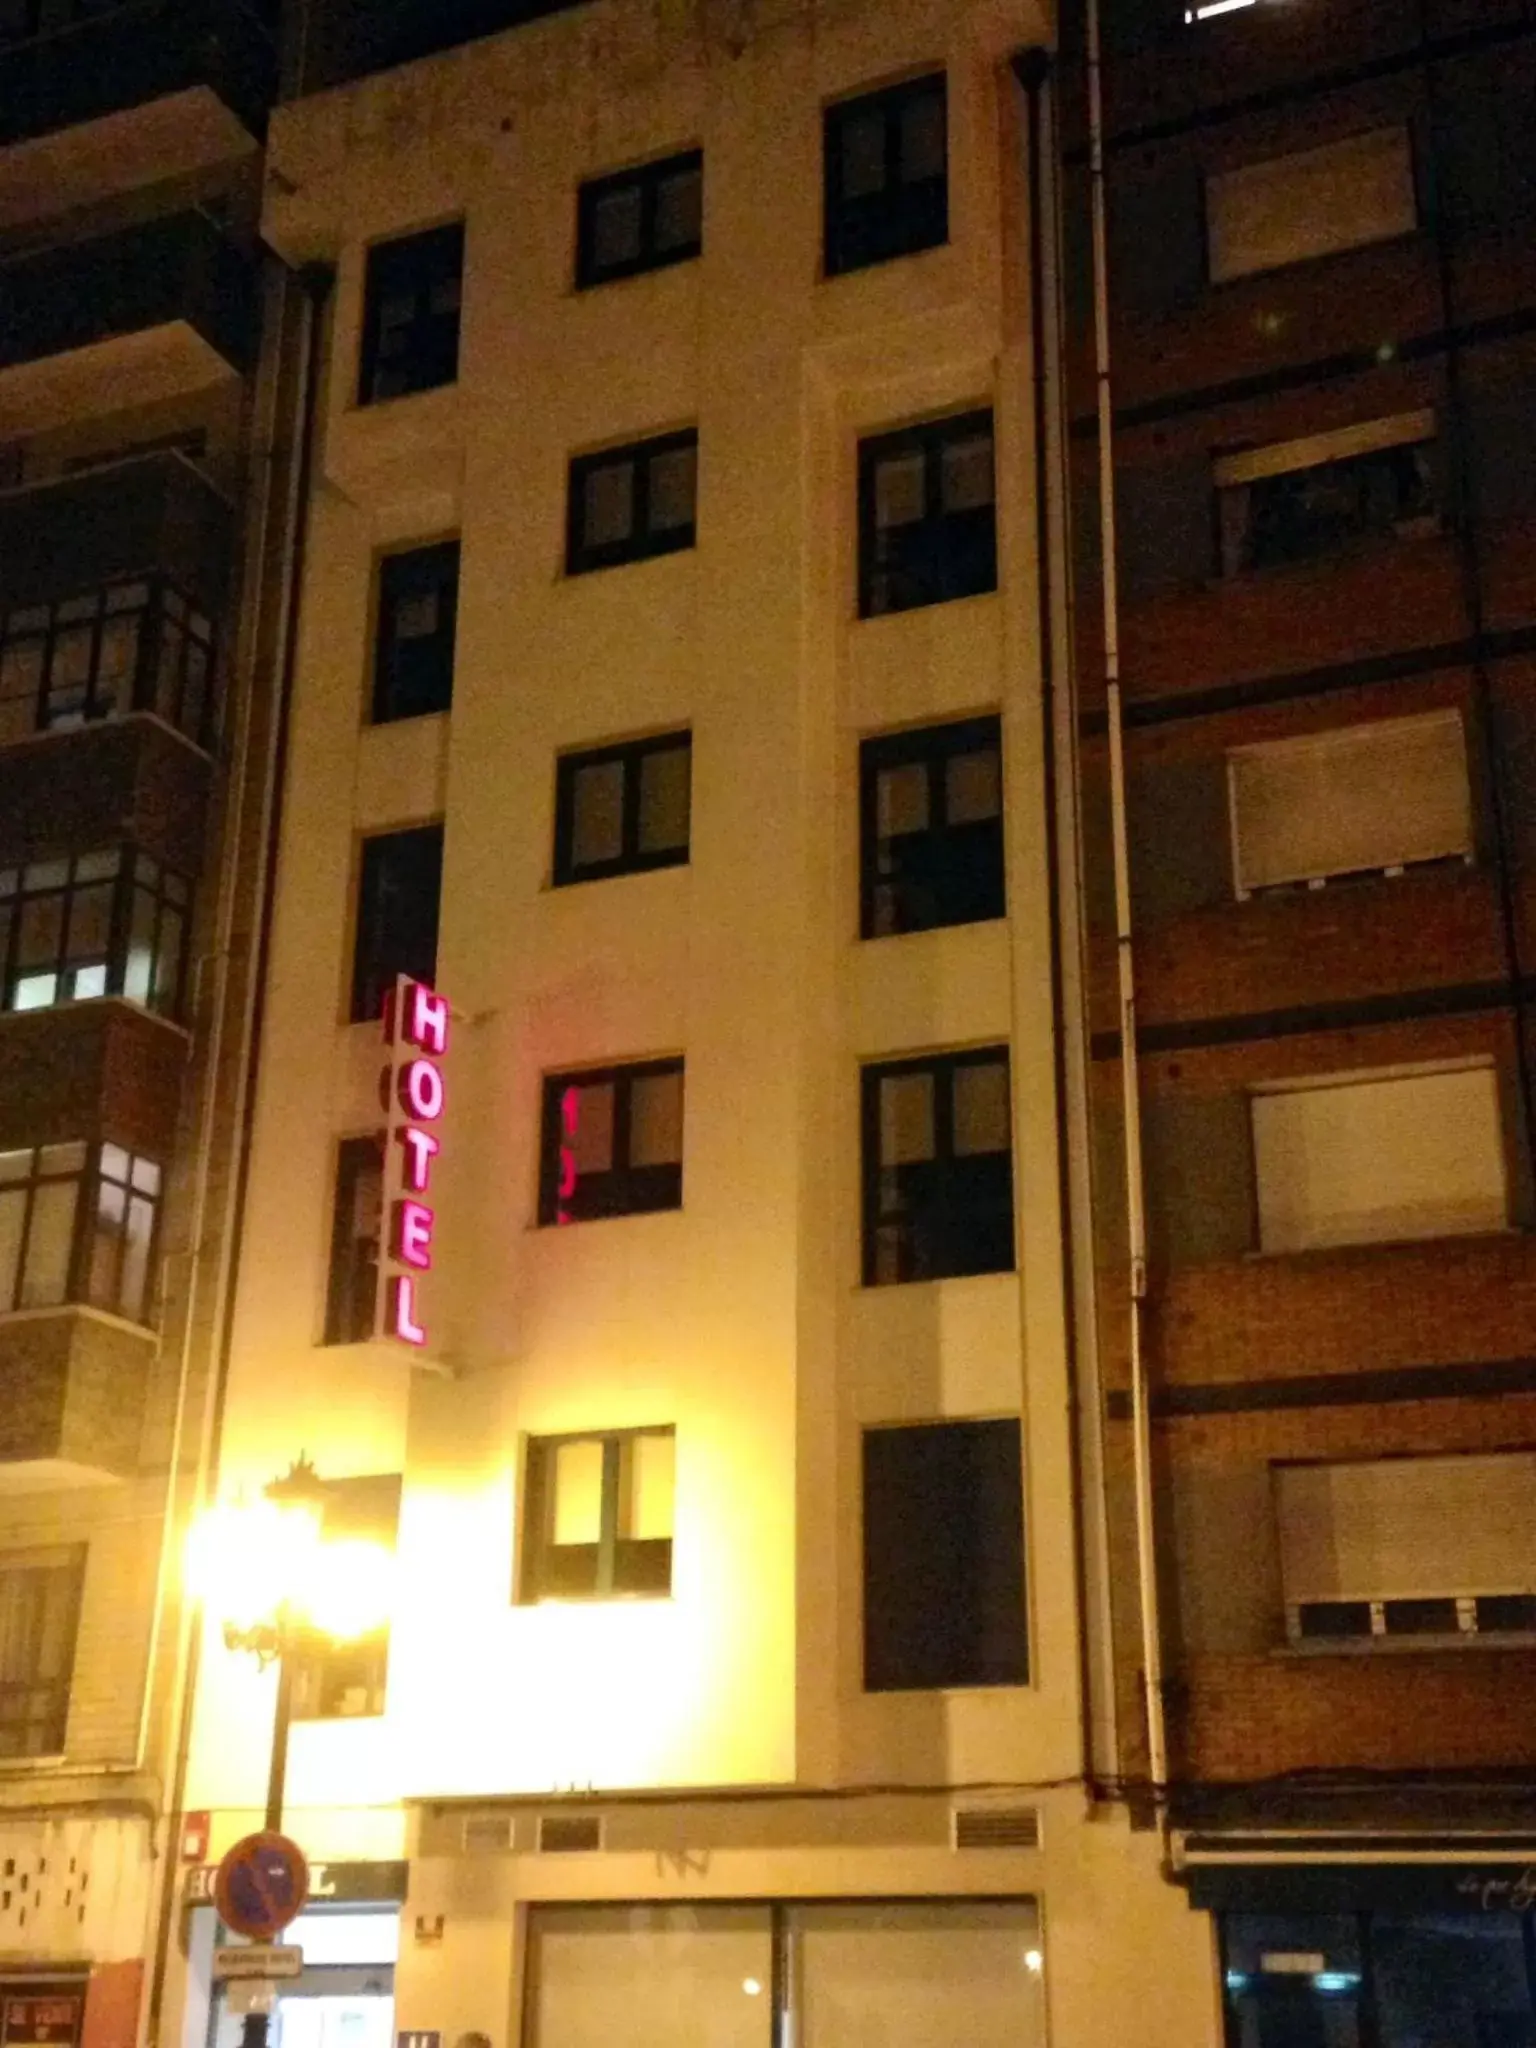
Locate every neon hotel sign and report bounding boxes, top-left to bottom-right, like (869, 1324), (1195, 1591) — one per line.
(379, 975), (447, 1350)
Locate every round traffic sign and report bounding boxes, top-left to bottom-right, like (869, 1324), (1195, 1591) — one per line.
(214, 1831), (310, 1941)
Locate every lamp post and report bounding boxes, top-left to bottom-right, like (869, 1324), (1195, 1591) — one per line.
(188, 1458), (395, 2048)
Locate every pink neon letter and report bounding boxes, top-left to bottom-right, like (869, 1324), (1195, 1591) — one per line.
(561, 1086), (580, 1137)
(393, 1198), (435, 1270)
(398, 1125), (440, 1193)
(406, 982), (449, 1056)
(389, 1273), (426, 1346)
(399, 1057), (444, 1121)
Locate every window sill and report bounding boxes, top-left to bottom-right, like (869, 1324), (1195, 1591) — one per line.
(0, 1300), (157, 1341)
(0, 706), (213, 768)
(1274, 1633), (1536, 1658)
(1243, 1225), (1522, 1262)
(0, 1751), (67, 1773)
(0, 993), (192, 1044)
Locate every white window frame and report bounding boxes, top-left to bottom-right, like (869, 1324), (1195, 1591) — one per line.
(1212, 408), (1435, 491)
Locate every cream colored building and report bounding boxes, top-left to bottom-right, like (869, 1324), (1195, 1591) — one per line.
(169, 3), (1221, 2044)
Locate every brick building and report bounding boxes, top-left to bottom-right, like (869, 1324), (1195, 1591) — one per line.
(0, 3), (283, 2040)
(1059, 0), (1536, 2037)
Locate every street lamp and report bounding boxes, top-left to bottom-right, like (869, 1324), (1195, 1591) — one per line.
(187, 1458), (395, 2044)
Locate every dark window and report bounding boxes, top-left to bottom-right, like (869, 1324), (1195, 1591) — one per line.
(358, 222), (464, 406)
(1477, 1594), (1536, 1634)
(862, 1047), (1013, 1285)
(1381, 1596), (1460, 1636)
(824, 73), (948, 276)
(861, 718), (1004, 937)
(350, 825), (442, 1024)
(372, 541), (459, 723)
(576, 150), (703, 288)
(521, 1428), (674, 1601)
(0, 580), (215, 750)
(862, 1419), (1026, 1691)
(859, 411), (996, 618)
(553, 731), (691, 886)
(291, 1475), (399, 1719)
(1296, 1600), (1373, 1640)
(1218, 432), (1437, 578)
(0, 1547), (84, 1760)
(538, 1059), (684, 1225)
(0, 848), (190, 1019)
(0, 1140), (161, 1325)
(566, 430), (697, 575)
(323, 1135), (382, 1345)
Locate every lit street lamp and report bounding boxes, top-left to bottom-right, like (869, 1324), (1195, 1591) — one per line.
(188, 1458), (395, 2046)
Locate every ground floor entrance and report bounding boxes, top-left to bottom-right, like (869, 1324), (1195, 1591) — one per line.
(209, 1908), (397, 2048)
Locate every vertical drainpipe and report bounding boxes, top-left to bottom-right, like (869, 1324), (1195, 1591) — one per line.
(1010, 40), (1122, 1795)
(1084, 0), (1168, 1800)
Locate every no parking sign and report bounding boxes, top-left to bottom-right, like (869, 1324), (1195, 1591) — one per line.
(213, 1831), (310, 1942)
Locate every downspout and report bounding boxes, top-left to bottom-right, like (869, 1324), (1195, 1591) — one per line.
(1011, 42), (1121, 1795)
(1085, 0), (1168, 1798)
(142, 255), (333, 2048)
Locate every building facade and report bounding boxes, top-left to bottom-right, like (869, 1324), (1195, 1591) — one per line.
(166, 2), (1221, 2045)
(0, 1), (284, 2044)
(1061, 0), (1536, 2040)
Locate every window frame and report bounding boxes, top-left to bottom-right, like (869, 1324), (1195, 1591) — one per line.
(349, 823), (444, 1026)
(322, 1133), (383, 1346)
(537, 1057), (685, 1226)
(565, 428), (699, 576)
(0, 577), (216, 752)
(1204, 124), (1419, 286)
(0, 1139), (162, 1325)
(520, 1426), (675, 1603)
(1213, 410), (1439, 579)
(823, 71), (949, 278)
(552, 729), (692, 887)
(575, 148), (703, 289)
(0, 847), (191, 1020)
(862, 1418), (1028, 1691)
(0, 1545), (85, 1762)
(857, 408), (997, 619)
(371, 538), (460, 725)
(859, 715), (1005, 938)
(861, 1045), (1015, 1286)
(357, 220), (465, 408)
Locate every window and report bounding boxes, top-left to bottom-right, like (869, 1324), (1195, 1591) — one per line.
(350, 824), (442, 1024)
(1206, 126), (1417, 284)
(291, 1475), (399, 1718)
(824, 73), (948, 277)
(372, 541), (459, 723)
(539, 1060), (684, 1225)
(566, 430), (698, 575)
(1276, 1453), (1536, 1646)
(524, 1900), (1044, 2048)
(553, 731), (691, 886)
(323, 1135), (382, 1345)
(0, 849), (190, 1018)
(1228, 710), (1471, 897)
(862, 1048), (1013, 1285)
(1216, 412), (1437, 578)
(0, 1548), (84, 1760)
(863, 1420), (1027, 1690)
(861, 717), (1003, 936)
(858, 410), (995, 618)
(576, 149), (703, 287)
(0, 580), (215, 750)
(358, 222), (464, 406)
(1251, 1061), (1507, 1253)
(0, 1141), (161, 1324)
(521, 1427), (674, 1600)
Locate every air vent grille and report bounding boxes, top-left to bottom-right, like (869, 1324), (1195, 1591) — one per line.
(951, 1805), (1040, 1851)
(537, 1813), (603, 1854)
(461, 1813), (514, 1854)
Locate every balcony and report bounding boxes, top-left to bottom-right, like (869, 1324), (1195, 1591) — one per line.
(0, 1305), (154, 1486)
(0, 715), (212, 873)
(0, 210), (256, 438)
(0, 0), (275, 231)
(0, 1001), (186, 1163)
(0, 449), (233, 617)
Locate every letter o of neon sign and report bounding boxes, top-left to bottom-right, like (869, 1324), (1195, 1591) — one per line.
(399, 1057), (444, 1122)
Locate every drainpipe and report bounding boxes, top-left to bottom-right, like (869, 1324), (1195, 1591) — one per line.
(1085, 0), (1168, 1799)
(141, 254), (333, 2048)
(1010, 41), (1122, 1795)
